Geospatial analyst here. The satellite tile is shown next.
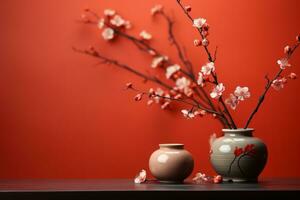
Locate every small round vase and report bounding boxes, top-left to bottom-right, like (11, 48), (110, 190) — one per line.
(149, 144), (194, 183)
(210, 129), (268, 182)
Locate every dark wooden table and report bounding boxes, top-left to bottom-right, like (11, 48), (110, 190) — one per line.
(0, 179), (299, 199)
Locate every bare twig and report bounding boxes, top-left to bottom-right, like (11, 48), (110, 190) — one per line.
(72, 47), (172, 90)
(244, 42), (299, 128)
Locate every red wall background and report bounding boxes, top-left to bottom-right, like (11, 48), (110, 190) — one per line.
(0, 0), (300, 179)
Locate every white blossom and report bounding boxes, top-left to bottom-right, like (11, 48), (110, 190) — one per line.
(181, 109), (195, 119)
(134, 169), (147, 184)
(271, 78), (287, 91)
(201, 62), (215, 75)
(277, 58), (291, 69)
(151, 56), (167, 68)
(193, 18), (207, 28)
(176, 77), (191, 90)
(140, 30), (152, 40)
(166, 64), (180, 79)
(234, 86), (250, 101)
(110, 15), (125, 27)
(102, 28), (114, 40)
(210, 83), (225, 99)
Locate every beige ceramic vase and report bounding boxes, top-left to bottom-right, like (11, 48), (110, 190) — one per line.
(210, 128), (268, 182)
(149, 144), (194, 183)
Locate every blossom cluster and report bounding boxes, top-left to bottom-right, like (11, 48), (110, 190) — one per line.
(79, 2), (299, 129)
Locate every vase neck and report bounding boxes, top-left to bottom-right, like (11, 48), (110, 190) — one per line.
(222, 128), (254, 137)
(159, 144), (184, 149)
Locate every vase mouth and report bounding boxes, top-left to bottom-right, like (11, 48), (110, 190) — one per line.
(222, 128), (254, 133)
(159, 143), (184, 149)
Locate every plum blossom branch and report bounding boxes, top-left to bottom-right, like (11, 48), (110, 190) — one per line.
(176, 0), (237, 129)
(127, 83), (225, 117)
(72, 47), (173, 90)
(158, 11), (194, 77)
(244, 42), (300, 128)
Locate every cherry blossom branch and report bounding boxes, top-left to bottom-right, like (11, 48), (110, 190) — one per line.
(176, 0), (237, 129)
(158, 11), (194, 77)
(128, 85), (226, 117)
(158, 10), (230, 127)
(244, 42), (300, 128)
(73, 46), (217, 118)
(80, 8), (229, 127)
(72, 47), (173, 90)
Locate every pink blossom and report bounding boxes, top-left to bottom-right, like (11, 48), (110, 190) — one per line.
(102, 28), (114, 40)
(151, 5), (163, 15)
(151, 56), (167, 68)
(193, 18), (207, 29)
(277, 58), (291, 69)
(97, 18), (105, 29)
(176, 77), (191, 90)
(104, 9), (116, 16)
(225, 94), (239, 110)
(194, 39), (201, 47)
(110, 15), (125, 27)
(181, 109), (195, 119)
(175, 77), (193, 96)
(140, 30), (152, 40)
(201, 62), (215, 75)
(166, 64), (180, 79)
(134, 169), (147, 184)
(201, 38), (209, 47)
(193, 173), (209, 183)
(210, 83), (225, 99)
(288, 72), (297, 79)
(197, 72), (204, 86)
(153, 88), (164, 103)
(271, 78), (287, 91)
(234, 86), (250, 101)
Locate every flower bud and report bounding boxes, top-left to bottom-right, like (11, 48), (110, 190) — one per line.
(125, 82), (133, 89)
(201, 38), (209, 47)
(185, 5), (192, 12)
(288, 72), (297, 79)
(284, 45), (291, 54)
(161, 102), (170, 110)
(213, 175), (223, 184)
(194, 39), (201, 47)
(134, 93), (143, 101)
